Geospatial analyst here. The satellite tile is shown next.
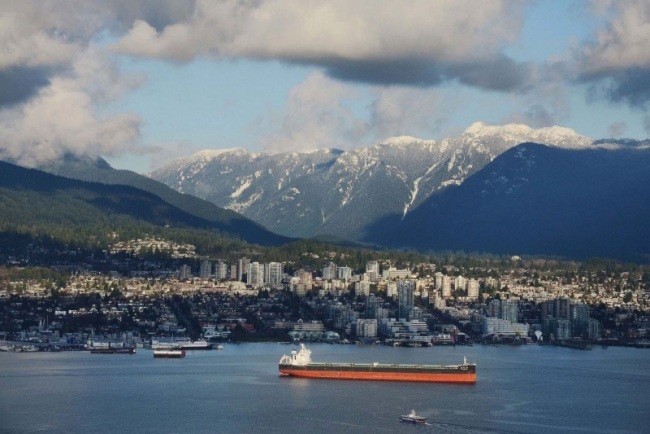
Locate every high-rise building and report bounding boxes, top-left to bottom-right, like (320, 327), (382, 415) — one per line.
(441, 275), (452, 298)
(398, 280), (414, 320)
(434, 272), (444, 289)
(467, 279), (480, 299)
(571, 303), (590, 338)
(501, 300), (519, 323)
(555, 319), (571, 340)
(247, 262), (264, 287)
(229, 265), (237, 280)
(366, 261), (380, 282)
(356, 319), (378, 337)
(267, 262), (284, 288)
(337, 266), (352, 280)
(238, 257), (250, 282)
(454, 275), (466, 293)
(199, 260), (212, 279)
(487, 299), (501, 317)
(587, 318), (601, 340)
(322, 265), (335, 280)
(366, 261), (379, 274)
(179, 264), (191, 280)
(215, 261), (228, 280)
(556, 298), (571, 320)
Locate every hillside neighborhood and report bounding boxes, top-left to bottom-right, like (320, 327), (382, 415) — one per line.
(2, 237), (648, 351)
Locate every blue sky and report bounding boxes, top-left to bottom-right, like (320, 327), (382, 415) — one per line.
(1, 0), (649, 173)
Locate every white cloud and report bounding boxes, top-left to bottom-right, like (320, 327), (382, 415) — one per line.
(576, 0), (650, 107)
(368, 87), (444, 141)
(0, 49), (142, 167)
(259, 72), (367, 153)
(580, 0), (650, 75)
(114, 0), (531, 89)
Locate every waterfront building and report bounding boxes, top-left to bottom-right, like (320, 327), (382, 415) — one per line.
(587, 318), (602, 340)
(356, 319), (378, 338)
(398, 280), (415, 320)
(501, 300), (519, 323)
(555, 319), (571, 340)
(482, 317), (530, 336)
(487, 299), (501, 317)
(570, 303), (590, 337)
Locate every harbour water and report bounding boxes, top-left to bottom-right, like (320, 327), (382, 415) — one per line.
(1, 343), (648, 434)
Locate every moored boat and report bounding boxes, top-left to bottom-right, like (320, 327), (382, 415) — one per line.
(178, 339), (213, 350)
(400, 410), (427, 424)
(90, 347), (135, 355)
(278, 344), (476, 383)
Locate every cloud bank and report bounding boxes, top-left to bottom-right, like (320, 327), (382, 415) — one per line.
(114, 0), (532, 90)
(0, 0), (648, 167)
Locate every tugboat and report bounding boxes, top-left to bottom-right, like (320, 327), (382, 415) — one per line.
(400, 410), (427, 424)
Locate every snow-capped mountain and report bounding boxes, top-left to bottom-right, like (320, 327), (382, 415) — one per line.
(370, 142), (650, 262)
(149, 123), (592, 240)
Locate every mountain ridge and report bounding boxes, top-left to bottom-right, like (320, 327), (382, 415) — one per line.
(149, 122), (594, 240)
(366, 142), (650, 262)
(2, 159), (290, 247)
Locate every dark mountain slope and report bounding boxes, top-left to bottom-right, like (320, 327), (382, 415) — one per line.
(35, 155), (290, 246)
(366, 143), (650, 262)
(0, 161), (289, 246)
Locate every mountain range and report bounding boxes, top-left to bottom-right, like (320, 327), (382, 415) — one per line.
(2, 121), (645, 261)
(368, 142), (650, 261)
(149, 123), (593, 239)
(146, 122), (650, 261)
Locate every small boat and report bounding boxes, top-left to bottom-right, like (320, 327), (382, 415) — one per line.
(400, 410), (427, 424)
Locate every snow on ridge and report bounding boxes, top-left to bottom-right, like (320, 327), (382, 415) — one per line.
(462, 122), (591, 148)
(382, 135), (436, 146)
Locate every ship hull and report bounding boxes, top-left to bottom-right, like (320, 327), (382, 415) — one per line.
(153, 350), (185, 358)
(279, 363), (476, 384)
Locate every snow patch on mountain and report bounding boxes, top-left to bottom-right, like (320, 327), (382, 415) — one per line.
(231, 177), (253, 198)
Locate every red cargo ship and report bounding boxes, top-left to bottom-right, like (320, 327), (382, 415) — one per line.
(278, 345), (476, 384)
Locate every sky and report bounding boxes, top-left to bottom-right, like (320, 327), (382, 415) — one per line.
(1, 0), (649, 173)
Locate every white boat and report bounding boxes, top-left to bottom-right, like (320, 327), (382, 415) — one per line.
(178, 339), (213, 350)
(400, 410), (427, 424)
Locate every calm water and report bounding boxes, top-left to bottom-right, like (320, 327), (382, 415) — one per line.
(0, 344), (648, 434)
